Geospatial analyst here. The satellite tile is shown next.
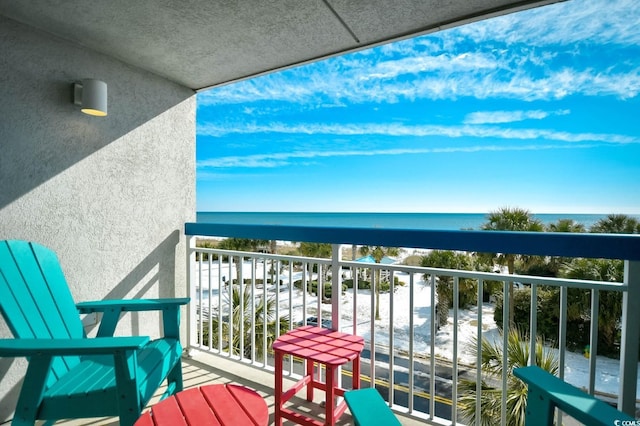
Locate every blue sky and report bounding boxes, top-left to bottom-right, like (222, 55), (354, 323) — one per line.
(196, 0), (640, 214)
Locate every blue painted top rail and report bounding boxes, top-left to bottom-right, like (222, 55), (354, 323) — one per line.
(185, 222), (640, 261)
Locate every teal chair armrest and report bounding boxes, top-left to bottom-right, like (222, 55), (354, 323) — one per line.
(76, 298), (190, 338)
(76, 298), (190, 313)
(0, 336), (149, 357)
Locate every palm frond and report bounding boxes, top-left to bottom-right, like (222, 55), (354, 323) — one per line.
(459, 328), (558, 425)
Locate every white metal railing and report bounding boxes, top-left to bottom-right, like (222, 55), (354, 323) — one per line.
(185, 233), (640, 425)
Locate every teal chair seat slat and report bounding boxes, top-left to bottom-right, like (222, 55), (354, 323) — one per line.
(41, 339), (182, 418)
(0, 240), (189, 426)
(45, 355), (119, 397)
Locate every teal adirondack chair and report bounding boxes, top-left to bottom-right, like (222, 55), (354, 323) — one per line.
(514, 365), (635, 426)
(0, 240), (190, 426)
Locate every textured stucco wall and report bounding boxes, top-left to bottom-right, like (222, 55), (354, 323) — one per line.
(0, 17), (196, 421)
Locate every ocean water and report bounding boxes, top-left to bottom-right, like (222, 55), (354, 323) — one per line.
(196, 212), (630, 231)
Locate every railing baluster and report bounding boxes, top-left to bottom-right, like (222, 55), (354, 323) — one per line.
(558, 286), (568, 379)
(186, 236), (196, 350)
(370, 266), (376, 388)
(331, 245), (344, 395)
(287, 260), (294, 331)
(317, 263), (322, 333)
(529, 282), (537, 366)
(429, 273), (436, 421)
(557, 285), (568, 424)
(301, 261), (306, 323)
(352, 265), (358, 334)
(287, 259), (293, 332)
(262, 258), (268, 366)
(198, 251), (204, 348)
(475, 279), (483, 426)
(408, 272), (415, 413)
(239, 255), (244, 359)
(218, 256), (223, 353)
(300, 260), (306, 327)
(331, 244), (341, 331)
(250, 258), (256, 362)
(210, 254), (215, 348)
(227, 257), (234, 358)
(619, 260), (640, 415)
(501, 279), (509, 426)
(452, 276), (459, 425)
(588, 289), (599, 395)
(389, 269), (395, 408)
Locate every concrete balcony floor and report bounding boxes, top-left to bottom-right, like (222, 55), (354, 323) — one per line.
(20, 350), (425, 426)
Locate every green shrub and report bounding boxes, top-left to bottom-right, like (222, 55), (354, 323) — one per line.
(293, 280), (346, 298)
(343, 276), (403, 291)
(230, 278), (281, 285)
(494, 288), (594, 353)
(343, 279), (371, 289)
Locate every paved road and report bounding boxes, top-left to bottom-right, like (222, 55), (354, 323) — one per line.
(358, 348), (477, 421)
(288, 347), (478, 422)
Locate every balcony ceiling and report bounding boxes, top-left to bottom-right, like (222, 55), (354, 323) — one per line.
(1, 0), (562, 91)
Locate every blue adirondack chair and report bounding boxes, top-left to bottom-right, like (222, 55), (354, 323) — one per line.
(0, 240), (190, 426)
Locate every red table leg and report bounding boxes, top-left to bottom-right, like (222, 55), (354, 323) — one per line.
(275, 350), (284, 426)
(306, 358), (314, 401)
(326, 365), (336, 426)
(353, 354), (361, 389)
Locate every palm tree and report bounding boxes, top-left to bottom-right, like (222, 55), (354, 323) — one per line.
(299, 241), (332, 281)
(481, 207), (544, 326)
(421, 250), (473, 328)
(546, 218), (586, 233)
(561, 257), (624, 356)
(217, 238), (269, 284)
(590, 214), (640, 234)
(534, 218), (587, 277)
(203, 284), (290, 358)
(458, 328), (558, 426)
(359, 245), (399, 320)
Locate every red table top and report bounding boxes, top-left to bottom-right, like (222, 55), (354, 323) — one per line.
(134, 383), (268, 426)
(272, 326), (365, 365)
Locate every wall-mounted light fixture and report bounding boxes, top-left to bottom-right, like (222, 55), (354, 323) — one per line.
(73, 79), (107, 116)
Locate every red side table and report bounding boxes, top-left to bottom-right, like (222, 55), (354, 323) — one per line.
(273, 326), (365, 426)
(135, 383), (268, 426)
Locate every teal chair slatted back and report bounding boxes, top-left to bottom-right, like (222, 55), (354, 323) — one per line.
(0, 240), (83, 387)
(0, 239), (188, 425)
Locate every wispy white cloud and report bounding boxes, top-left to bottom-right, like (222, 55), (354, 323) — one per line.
(197, 121), (638, 145)
(197, 143), (597, 169)
(464, 109), (570, 124)
(457, 0), (640, 47)
(364, 52), (497, 80)
(197, 0), (640, 107)
(198, 50), (640, 106)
